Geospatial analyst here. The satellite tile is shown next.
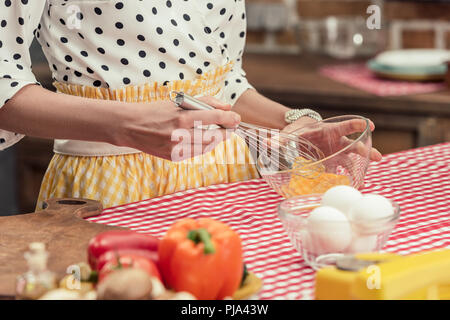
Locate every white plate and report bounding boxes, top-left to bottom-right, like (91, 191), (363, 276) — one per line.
(374, 49), (450, 69)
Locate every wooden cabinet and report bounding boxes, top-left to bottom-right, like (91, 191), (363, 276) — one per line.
(243, 53), (450, 155)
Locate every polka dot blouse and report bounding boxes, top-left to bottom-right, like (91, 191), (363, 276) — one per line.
(0, 0), (252, 150)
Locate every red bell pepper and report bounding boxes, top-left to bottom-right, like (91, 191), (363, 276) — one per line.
(87, 230), (159, 270)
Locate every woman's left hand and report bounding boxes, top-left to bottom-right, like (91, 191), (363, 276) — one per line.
(280, 116), (383, 162)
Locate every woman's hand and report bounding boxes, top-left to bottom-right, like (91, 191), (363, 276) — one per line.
(280, 116), (382, 161)
(116, 96), (240, 161)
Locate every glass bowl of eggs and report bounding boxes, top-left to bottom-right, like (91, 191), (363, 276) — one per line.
(256, 115), (372, 198)
(278, 186), (400, 269)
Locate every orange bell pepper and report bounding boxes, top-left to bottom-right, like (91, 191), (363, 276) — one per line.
(158, 218), (243, 300)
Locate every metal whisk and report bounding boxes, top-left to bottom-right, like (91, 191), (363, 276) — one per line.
(170, 91), (324, 172)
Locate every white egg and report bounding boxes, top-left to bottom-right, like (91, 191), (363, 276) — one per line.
(349, 194), (394, 221)
(348, 194), (395, 234)
(347, 235), (378, 253)
(321, 185), (363, 216)
(306, 206), (352, 254)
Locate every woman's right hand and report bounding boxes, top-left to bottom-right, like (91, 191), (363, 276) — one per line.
(116, 97), (241, 161)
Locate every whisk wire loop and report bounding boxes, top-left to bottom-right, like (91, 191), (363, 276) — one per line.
(170, 91), (325, 175)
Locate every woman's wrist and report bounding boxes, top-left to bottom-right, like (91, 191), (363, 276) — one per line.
(233, 89), (289, 130)
(105, 102), (135, 148)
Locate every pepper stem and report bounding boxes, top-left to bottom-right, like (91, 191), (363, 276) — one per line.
(187, 228), (215, 254)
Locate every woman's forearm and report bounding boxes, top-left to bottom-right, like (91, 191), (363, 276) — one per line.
(0, 84), (241, 159)
(232, 89), (290, 130)
(0, 84), (125, 145)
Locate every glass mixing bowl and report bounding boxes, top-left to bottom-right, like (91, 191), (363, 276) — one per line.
(278, 194), (400, 269)
(256, 115), (372, 198)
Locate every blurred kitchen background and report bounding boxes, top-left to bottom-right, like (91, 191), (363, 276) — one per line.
(1, 0), (450, 215)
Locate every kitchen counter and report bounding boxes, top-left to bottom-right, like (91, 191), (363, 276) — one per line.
(86, 142), (450, 299)
(243, 53), (450, 154)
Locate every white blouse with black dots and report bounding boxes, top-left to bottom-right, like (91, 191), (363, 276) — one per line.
(0, 0), (252, 151)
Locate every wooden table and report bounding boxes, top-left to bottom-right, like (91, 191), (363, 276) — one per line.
(243, 53), (450, 154)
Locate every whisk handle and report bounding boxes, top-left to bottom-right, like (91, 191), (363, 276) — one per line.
(170, 91), (216, 111)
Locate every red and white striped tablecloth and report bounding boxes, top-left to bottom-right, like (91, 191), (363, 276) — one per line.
(87, 142), (450, 300)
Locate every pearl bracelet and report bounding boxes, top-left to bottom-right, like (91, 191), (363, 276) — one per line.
(285, 108), (322, 124)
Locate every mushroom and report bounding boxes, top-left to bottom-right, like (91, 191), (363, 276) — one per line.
(96, 268), (153, 300)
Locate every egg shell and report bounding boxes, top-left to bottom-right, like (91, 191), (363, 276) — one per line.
(306, 206), (352, 254)
(300, 229), (328, 257)
(347, 235), (378, 254)
(349, 194), (394, 221)
(349, 194), (395, 234)
(321, 185), (363, 216)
